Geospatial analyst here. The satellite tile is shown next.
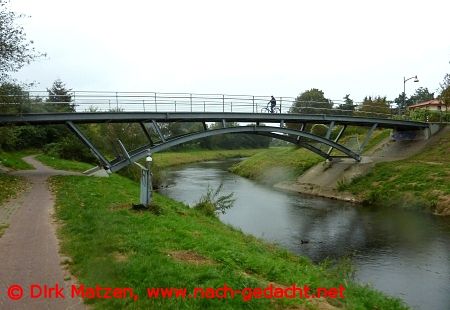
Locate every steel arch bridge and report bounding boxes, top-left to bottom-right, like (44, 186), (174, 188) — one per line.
(0, 112), (430, 173)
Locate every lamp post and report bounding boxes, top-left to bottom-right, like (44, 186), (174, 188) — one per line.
(401, 75), (419, 115)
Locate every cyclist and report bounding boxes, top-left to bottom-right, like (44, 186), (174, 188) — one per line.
(269, 96), (276, 113)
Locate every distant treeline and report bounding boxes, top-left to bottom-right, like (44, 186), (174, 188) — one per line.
(0, 82), (271, 165)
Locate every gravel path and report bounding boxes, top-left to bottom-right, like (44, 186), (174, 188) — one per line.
(0, 156), (85, 309)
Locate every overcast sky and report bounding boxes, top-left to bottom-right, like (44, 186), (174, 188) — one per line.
(9, 0), (450, 103)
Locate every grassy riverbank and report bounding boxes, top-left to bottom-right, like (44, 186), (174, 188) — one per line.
(230, 147), (323, 185)
(229, 130), (391, 185)
(50, 171), (406, 309)
(340, 127), (450, 215)
(37, 149), (263, 173)
(152, 149), (262, 169)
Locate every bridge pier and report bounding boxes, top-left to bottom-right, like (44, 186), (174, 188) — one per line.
(392, 124), (440, 141)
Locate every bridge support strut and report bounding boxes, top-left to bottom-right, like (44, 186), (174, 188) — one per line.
(65, 121), (110, 170)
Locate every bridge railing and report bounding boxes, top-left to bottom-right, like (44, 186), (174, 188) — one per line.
(0, 90), (407, 119)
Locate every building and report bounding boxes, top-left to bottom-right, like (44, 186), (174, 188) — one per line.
(408, 99), (447, 112)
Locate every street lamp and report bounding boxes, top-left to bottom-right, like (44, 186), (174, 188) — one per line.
(401, 75), (419, 115)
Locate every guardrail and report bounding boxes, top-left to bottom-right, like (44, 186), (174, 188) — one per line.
(0, 90), (411, 119)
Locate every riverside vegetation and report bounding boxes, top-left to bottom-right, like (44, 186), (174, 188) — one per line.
(339, 127), (450, 215)
(231, 127), (449, 215)
(48, 159), (406, 309)
(0, 150), (407, 308)
(230, 129), (391, 185)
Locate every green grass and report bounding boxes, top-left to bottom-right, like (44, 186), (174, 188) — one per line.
(152, 149), (263, 169)
(36, 154), (95, 172)
(37, 149), (262, 173)
(341, 129), (450, 213)
(0, 173), (26, 205)
(0, 150), (35, 170)
(363, 129), (391, 153)
(230, 147), (323, 185)
(50, 173), (406, 309)
(229, 130), (391, 185)
(332, 129), (391, 156)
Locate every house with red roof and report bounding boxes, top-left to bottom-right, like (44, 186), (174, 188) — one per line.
(408, 99), (447, 112)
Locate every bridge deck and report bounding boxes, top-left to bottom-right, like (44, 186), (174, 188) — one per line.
(0, 112), (428, 129)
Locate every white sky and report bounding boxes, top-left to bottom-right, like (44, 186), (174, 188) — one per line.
(9, 0), (450, 103)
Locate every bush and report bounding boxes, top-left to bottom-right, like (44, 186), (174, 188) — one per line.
(194, 184), (235, 217)
(43, 136), (95, 163)
(409, 109), (450, 122)
(311, 124), (328, 137)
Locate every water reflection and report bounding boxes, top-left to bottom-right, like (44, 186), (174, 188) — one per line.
(159, 159), (450, 310)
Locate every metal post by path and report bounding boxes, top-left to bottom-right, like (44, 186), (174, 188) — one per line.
(134, 154), (152, 206)
(222, 94), (225, 112)
(252, 96), (255, 113)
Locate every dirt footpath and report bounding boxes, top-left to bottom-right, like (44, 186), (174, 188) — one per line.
(0, 156), (85, 309)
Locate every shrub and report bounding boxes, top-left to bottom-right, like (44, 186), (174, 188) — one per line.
(311, 124), (328, 137)
(194, 184), (235, 217)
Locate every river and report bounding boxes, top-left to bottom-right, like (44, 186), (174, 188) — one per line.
(158, 159), (450, 310)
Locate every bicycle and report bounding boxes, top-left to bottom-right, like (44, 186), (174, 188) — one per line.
(261, 105), (280, 114)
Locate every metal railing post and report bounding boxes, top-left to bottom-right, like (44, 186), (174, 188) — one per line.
(190, 93), (193, 112)
(115, 92), (119, 110)
(252, 96), (255, 113)
(222, 94), (225, 112)
(280, 97), (282, 113)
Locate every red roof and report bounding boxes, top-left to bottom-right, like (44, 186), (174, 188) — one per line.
(408, 99), (444, 109)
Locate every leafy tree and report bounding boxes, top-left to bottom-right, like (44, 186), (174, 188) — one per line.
(0, 82), (25, 112)
(439, 73), (450, 112)
(199, 122), (271, 149)
(0, 0), (44, 82)
(394, 87), (434, 110)
(289, 88), (333, 114)
(46, 79), (74, 112)
(358, 96), (390, 116)
(409, 87), (434, 104)
(394, 92), (409, 111)
(338, 94), (354, 114)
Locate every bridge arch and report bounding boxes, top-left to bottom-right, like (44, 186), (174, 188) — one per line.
(110, 125), (361, 172)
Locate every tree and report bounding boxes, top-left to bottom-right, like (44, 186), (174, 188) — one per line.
(409, 87), (434, 104)
(0, 0), (44, 82)
(289, 88), (333, 114)
(439, 73), (450, 112)
(358, 96), (390, 116)
(338, 94), (354, 114)
(46, 79), (74, 112)
(394, 92), (409, 111)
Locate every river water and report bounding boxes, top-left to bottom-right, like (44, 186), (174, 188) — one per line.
(158, 159), (450, 310)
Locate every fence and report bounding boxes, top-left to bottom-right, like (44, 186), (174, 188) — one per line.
(0, 90), (415, 119)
